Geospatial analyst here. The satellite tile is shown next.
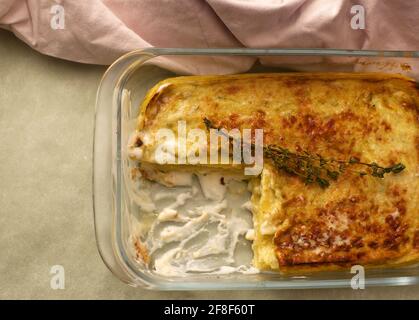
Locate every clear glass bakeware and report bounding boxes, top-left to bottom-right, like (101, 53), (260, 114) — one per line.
(94, 48), (419, 290)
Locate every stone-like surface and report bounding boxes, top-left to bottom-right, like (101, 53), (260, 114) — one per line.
(0, 29), (417, 299)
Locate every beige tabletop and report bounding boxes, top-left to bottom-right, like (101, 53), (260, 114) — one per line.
(0, 29), (417, 300)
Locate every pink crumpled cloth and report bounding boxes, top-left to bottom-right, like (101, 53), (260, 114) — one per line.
(1, 0), (418, 74)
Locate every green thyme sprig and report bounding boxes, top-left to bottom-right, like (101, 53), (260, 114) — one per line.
(203, 118), (405, 188)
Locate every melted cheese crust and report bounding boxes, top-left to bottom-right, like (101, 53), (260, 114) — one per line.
(133, 73), (419, 272)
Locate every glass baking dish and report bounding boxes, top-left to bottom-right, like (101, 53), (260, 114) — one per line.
(94, 48), (419, 290)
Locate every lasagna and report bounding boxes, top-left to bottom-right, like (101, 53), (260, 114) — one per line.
(129, 73), (419, 272)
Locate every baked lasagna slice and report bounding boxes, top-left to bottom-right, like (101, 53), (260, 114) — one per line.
(251, 162), (419, 272)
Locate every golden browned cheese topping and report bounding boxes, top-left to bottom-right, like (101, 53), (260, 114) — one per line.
(134, 73), (419, 271)
(265, 162), (418, 269)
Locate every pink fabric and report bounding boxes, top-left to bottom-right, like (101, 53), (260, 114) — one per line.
(1, 0), (418, 74)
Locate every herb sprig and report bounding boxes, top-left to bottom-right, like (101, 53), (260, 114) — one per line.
(203, 118), (405, 188)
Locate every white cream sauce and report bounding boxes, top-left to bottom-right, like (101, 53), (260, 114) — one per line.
(197, 173), (227, 201)
(129, 171), (257, 276)
(157, 208), (178, 221)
